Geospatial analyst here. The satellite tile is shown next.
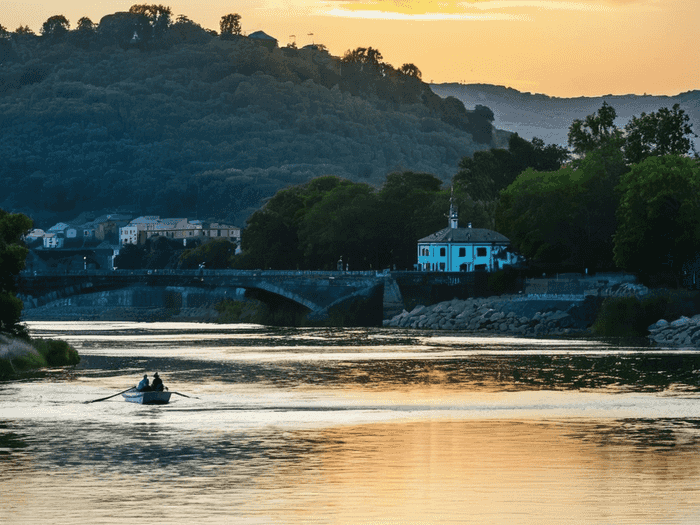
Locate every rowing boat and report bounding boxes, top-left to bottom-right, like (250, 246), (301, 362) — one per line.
(122, 390), (172, 405)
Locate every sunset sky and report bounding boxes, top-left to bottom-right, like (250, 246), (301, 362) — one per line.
(1, 0), (698, 97)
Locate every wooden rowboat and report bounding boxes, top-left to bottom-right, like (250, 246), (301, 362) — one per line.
(122, 390), (172, 405)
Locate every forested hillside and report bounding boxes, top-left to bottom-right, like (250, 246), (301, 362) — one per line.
(0, 12), (502, 228)
(432, 83), (700, 151)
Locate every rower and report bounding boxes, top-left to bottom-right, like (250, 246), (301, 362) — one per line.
(152, 372), (164, 392)
(136, 374), (150, 392)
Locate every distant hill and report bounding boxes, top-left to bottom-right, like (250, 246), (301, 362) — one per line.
(0, 15), (504, 228)
(431, 83), (700, 151)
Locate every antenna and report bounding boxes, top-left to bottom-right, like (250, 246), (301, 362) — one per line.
(308, 32), (314, 44)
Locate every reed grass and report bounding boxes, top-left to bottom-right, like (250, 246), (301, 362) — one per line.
(0, 334), (80, 380)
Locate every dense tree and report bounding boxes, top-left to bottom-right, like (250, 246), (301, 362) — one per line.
(623, 104), (697, 164)
(238, 174), (451, 271)
(454, 134), (568, 201)
(41, 15), (70, 39)
(399, 63), (421, 80)
(76, 17), (95, 32)
(219, 13), (242, 38)
(113, 243), (146, 269)
(0, 18), (492, 229)
(568, 101), (623, 156)
(0, 24), (9, 37)
(14, 25), (34, 35)
(377, 172), (446, 269)
(496, 145), (621, 272)
(129, 4), (172, 34)
(297, 181), (384, 269)
(613, 155), (700, 285)
(179, 238), (236, 269)
(0, 210), (33, 336)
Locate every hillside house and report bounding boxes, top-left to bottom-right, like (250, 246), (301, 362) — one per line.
(43, 233), (64, 249)
(24, 229), (46, 244)
(248, 30), (278, 50)
(48, 222), (77, 239)
(417, 200), (520, 272)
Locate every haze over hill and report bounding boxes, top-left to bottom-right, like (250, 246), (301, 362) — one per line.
(432, 84), (700, 151)
(0, 14), (504, 228)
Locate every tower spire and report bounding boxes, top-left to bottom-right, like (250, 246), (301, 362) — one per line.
(449, 187), (458, 229)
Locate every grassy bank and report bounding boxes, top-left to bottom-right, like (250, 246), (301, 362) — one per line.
(0, 334), (80, 380)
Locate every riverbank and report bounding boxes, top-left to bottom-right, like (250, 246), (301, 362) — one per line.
(383, 294), (601, 337)
(0, 334), (80, 380)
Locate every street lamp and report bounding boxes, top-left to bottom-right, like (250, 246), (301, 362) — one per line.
(83, 256), (87, 271)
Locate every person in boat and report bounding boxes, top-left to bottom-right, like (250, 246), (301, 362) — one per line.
(136, 374), (151, 392)
(151, 372), (164, 392)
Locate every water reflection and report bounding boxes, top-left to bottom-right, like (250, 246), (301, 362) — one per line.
(3, 322), (700, 523)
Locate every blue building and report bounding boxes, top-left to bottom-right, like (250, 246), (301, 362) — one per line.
(416, 201), (520, 272)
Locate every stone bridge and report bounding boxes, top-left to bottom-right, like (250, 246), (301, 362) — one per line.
(16, 269), (499, 325)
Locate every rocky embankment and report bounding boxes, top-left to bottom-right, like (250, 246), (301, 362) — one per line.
(383, 294), (602, 336)
(648, 316), (700, 347)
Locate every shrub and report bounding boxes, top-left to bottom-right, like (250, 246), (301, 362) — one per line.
(592, 290), (700, 337)
(31, 339), (80, 366)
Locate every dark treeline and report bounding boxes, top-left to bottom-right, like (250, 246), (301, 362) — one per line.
(238, 102), (699, 287)
(0, 7), (503, 228)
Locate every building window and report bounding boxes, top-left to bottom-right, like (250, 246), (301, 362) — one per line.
(440, 247), (446, 257)
(459, 247), (466, 257)
(477, 247), (487, 257)
(439, 262), (446, 271)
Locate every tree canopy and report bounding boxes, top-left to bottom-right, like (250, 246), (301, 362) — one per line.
(454, 133), (568, 201)
(219, 14), (242, 38)
(624, 104), (697, 164)
(0, 209), (32, 336)
(40, 15), (70, 39)
(0, 16), (494, 228)
(613, 155), (700, 285)
(568, 101), (623, 156)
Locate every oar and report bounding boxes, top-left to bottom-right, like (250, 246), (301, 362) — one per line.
(86, 387), (135, 404)
(170, 391), (200, 400)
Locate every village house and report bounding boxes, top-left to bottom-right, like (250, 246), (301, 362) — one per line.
(417, 200), (520, 272)
(48, 222), (78, 239)
(119, 217), (241, 246)
(42, 232), (64, 249)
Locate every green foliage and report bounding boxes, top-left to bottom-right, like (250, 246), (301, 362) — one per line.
(613, 155), (700, 284)
(179, 238), (237, 269)
(31, 339), (81, 366)
(591, 297), (647, 337)
(399, 63), (421, 80)
(14, 25), (34, 35)
(496, 145), (621, 272)
(568, 101), (623, 156)
(454, 133), (568, 201)
(238, 173), (456, 271)
(0, 28), (489, 227)
(41, 15), (70, 39)
(219, 14), (241, 38)
(623, 104), (697, 164)
(0, 336), (79, 380)
(0, 209), (32, 336)
(592, 290), (700, 337)
(129, 4), (172, 34)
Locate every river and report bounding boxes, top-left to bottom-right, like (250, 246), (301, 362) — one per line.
(2, 322), (700, 523)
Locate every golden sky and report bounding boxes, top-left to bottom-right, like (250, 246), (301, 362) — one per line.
(2, 0), (698, 97)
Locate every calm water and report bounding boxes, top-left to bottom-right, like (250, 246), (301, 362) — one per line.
(3, 322), (700, 523)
